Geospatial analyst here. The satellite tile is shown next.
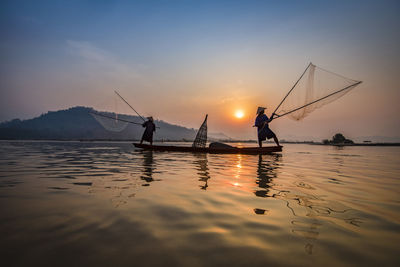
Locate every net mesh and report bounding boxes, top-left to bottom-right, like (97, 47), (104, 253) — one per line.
(91, 111), (129, 132)
(193, 115), (208, 148)
(274, 63), (361, 121)
(91, 92), (142, 132)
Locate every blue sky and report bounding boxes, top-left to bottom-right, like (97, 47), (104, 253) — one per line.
(1, 0), (399, 139)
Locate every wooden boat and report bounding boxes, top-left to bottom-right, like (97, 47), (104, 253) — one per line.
(133, 143), (282, 154)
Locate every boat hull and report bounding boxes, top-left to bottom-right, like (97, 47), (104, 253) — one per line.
(133, 143), (282, 154)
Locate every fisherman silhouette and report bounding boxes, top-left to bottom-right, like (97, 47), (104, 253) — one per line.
(254, 107), (280, 147)
(140, 117), (156, 145)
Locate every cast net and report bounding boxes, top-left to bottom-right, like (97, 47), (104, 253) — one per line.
(90, 111), (130, 132)
(90, 92), (142, 132)
(273, 63), (362, 121)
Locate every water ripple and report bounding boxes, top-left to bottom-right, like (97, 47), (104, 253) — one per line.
(0, 141), (399, 266)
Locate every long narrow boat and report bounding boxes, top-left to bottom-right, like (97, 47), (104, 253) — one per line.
(133, 143), (282, 154)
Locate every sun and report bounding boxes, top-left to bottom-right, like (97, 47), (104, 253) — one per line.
(234, 110), (244, 119)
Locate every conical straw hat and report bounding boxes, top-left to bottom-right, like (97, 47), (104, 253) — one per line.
(256, 107), (266, 115)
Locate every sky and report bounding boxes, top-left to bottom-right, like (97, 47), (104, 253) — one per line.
(1, 0), (399, 140)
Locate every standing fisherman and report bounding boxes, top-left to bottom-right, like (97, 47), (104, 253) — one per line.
(255, 107), (280, 147)
(140, 117), (156, 145)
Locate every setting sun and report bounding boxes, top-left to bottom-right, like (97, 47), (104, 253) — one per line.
(235, 110), (244, 119)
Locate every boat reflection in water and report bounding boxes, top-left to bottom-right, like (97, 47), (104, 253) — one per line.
(92, 146), (365, 257)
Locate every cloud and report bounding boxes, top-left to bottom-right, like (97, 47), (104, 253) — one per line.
(67, 40), (109, 62)
(218, 90), (254, 105)
(66, 40), (144, 84)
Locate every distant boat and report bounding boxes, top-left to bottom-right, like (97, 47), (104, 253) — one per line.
(133, 143), (282, 155)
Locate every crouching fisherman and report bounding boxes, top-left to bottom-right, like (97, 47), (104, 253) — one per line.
(140, 117), (156, 145)
(255, 107), (280, 147)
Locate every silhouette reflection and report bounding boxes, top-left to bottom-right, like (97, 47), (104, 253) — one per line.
(254, 154), (322, 253)
(193, 153), (210, 190)
(140, 150), (155, 185)
(254, 154), (281, 198)
(254, 154), (363, 255)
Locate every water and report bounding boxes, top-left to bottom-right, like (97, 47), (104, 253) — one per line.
(0, 141), (399, 266)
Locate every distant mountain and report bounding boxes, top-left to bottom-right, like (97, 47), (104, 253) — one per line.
(209, 132), (232, 141)
(0, 106), (203, 141)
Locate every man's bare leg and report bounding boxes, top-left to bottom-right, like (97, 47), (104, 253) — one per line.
(273, 136), (280, 147)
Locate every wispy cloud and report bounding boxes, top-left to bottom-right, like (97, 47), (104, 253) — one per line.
(66, 40), (145, 85)
(67, 40), (109, 62)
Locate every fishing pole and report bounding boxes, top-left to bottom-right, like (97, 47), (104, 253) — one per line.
(271, 62), (312, 119)
(90, 111), (161, 129)
(271, 81), (362, 120)
(114, 90), (146, 122)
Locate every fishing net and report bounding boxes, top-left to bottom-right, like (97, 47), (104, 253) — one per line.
(193, 115), (208, 148)
(274, 63), (361, 121)
(90, 111), (129, 132)
(90, 92), (142, 132)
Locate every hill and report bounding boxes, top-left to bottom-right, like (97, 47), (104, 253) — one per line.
(0, 106), (198, 141)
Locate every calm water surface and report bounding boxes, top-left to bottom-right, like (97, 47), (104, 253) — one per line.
(0, 141), (399, 266)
